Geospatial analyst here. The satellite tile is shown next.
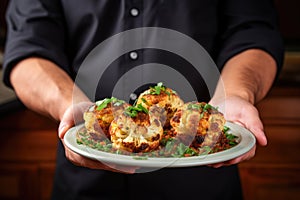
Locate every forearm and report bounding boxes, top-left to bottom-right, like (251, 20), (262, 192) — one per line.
(213, 49), (277, 104)
(10, 57), (89, 121)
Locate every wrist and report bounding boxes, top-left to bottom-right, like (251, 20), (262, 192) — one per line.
(215, 49), (277, 105)
(225, 87), (255, 105)
(211, 78), (256, 106)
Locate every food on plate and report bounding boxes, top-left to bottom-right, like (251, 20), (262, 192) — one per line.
(82, 97), (129, 139)
(169, 102), (225, 153)
(77, 83), (239, 157)
(136, 82), (184, 127)
(110, 104), (166, 153)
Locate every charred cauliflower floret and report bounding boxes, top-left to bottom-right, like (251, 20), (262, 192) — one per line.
(136, 82), (184, 127)
(170, 102), (225, 150)
(110, 104), (165, 153)
(83, 97), (129, 139)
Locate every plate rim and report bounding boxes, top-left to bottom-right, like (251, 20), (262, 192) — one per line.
(64, 121), (256, 168)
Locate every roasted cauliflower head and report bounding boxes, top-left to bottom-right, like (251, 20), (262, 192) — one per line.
(136, 82), (184, 127)
(170, 102), (226, 149)
(109, 104), (165, 153)
(83, 97), (129, 139)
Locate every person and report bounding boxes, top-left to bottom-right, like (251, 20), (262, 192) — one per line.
(3, 0), (283, 199)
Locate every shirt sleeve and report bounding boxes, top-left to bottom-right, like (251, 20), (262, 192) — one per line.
(216, 0), (284, 74)
(3, 0), (69, 87)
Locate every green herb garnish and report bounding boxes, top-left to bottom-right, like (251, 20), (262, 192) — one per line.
(199, 146), (212, 155)
(223, 125), (230, 133)
(203, 103), (218, 112)
(187, 102), (218, 113)
(164, 138), (175, 152)
(187, 103), (202, 110)
(96, 98), (112, 110)
(124, 103), (149, 118)
(96, 97), (124, 111)
(149, 82), (166, 95)
(141, 97), (148, 104)
(225, 132), (238, 146)
(184, 147), (198, 156)
(223, 126), (238, 146)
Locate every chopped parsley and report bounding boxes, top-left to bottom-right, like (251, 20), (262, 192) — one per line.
(149, 82), (165, 95)
(124, 103), (149, 118)
(224, 126), (238, 146)
(96, 97), (125, 111)
(187, 102), (218, 112)
(148, 82), (176, 97)
(159, 138), (198, 157)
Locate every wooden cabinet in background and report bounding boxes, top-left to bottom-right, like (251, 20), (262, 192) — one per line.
(0, 110), (58, 200)
(239, 85), (300, 200)
(238, 52), (300, 200)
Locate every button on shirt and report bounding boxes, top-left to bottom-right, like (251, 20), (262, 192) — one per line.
(129, 51), (139, 60)
(130, 8), (139, 17)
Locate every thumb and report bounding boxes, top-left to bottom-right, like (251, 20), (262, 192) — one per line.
(58, 106), (75, 139)
(244, 107), (267, 146)
(58, 122), (73, 139)
(248, 121), (267, 146)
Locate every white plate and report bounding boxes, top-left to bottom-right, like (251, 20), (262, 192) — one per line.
(64, 122), (256, 168)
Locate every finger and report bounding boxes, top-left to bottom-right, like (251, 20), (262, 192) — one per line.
(105, 163), (139, 174)
(208, 145), (256, 168)
(65, 147), (137, 173)
(72, 102), (94, 125)
(213, 96), (267, 146)
(62, 138), (137, 173)
(58, 102), (93, 139)
(243, 108), (267, 146)
(232, 118), (267, 147)
(223, 146), (256, 166)
(229, 106), (267, 147)
(58, 116), (74, 139)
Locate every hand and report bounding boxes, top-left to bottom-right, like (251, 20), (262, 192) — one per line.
(209, 95), (267, 168)
(58, 102), (138, 173)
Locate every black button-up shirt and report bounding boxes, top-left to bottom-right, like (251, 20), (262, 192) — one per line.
(4, 0), (283, 87)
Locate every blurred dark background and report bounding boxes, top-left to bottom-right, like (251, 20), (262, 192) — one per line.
(0, 0), (8, 49)
(274, 0), (300, 51)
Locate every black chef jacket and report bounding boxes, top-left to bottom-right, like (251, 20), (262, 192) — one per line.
(3, 0), (284, 200)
